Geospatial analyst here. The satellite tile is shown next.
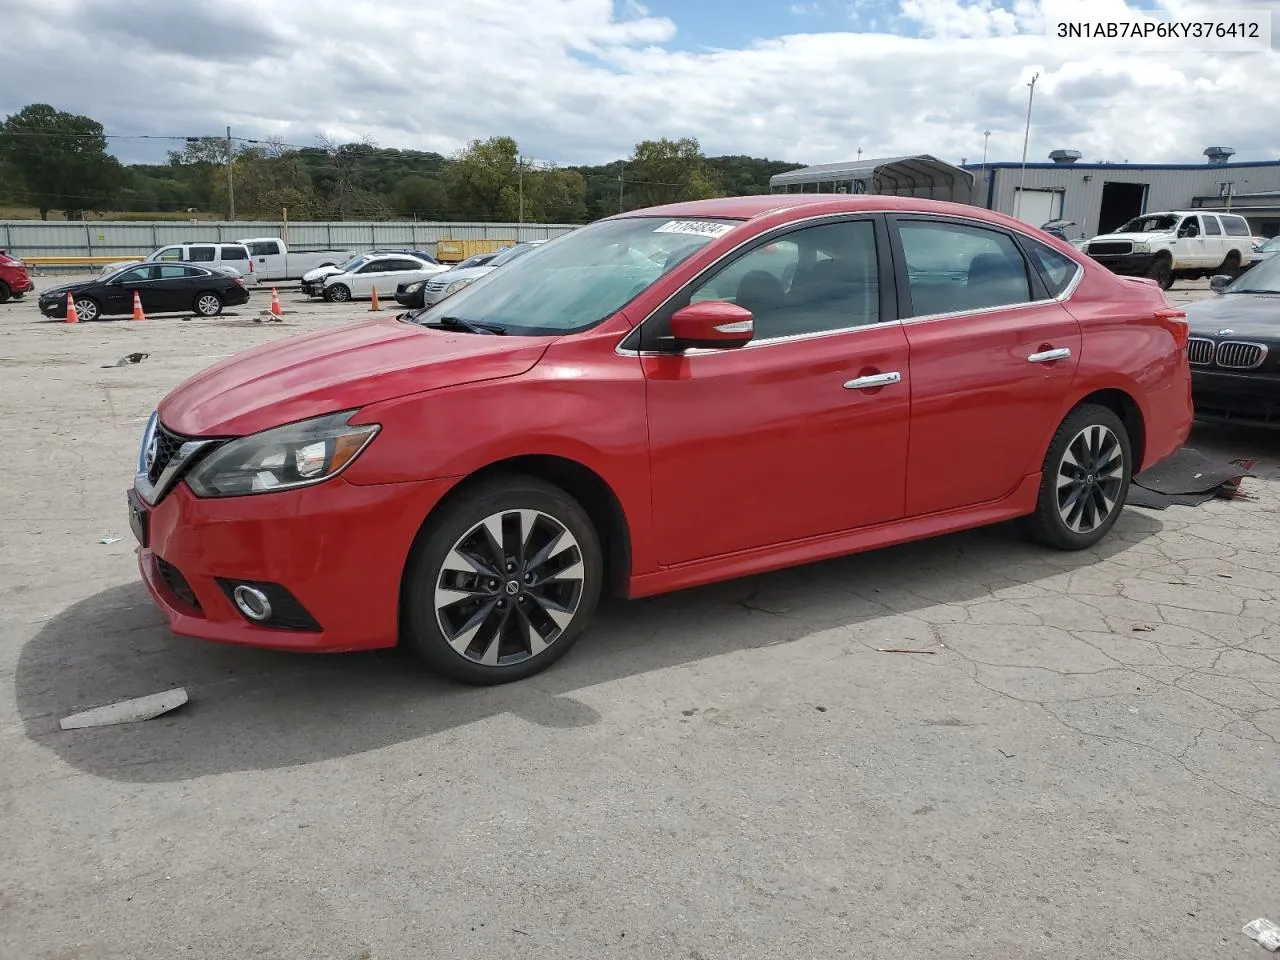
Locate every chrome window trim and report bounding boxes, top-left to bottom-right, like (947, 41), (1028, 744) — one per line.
(613, 208), (1085, 357)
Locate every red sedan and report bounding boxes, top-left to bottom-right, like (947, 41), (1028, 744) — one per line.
(129, 195), (1193, 684)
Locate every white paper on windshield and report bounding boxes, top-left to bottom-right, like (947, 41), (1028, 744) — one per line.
(652, 220), (734, 239)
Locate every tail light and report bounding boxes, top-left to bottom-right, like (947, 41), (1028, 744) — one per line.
(248, 258), (255, 273)
(233, 276), (246, 287)
(1155, 307), (1189, 349)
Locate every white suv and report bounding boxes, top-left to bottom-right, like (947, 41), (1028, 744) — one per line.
(1081, 211), (1255, 289)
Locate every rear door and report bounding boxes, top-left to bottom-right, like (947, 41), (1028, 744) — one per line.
(890, 215), (1083, 517)
(218, 244), (251, 279)
(154, 264), (200, 311)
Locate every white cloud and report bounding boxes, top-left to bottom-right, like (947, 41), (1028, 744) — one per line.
(1, 0), (1276, 170)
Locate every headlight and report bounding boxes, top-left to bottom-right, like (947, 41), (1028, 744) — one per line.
(445, 278), (475, 295)
(185, 410), (379, 497)
(405, 280), (425, 292)
(1132, 242), (1150, 253)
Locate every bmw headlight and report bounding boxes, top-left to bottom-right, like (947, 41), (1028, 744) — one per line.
(445, 278), (475, 296)
(185, 410), (379, 497)
(1132, 242), (1151, 253)
(405, 280), (426, 292)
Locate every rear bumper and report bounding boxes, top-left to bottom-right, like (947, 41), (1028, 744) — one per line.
(2, 272), (33, 293)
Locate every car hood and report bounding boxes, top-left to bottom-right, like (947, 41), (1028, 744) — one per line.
(158, 316), (552, 436)
(1186, 294), (1280, 338)
(434, 265), (496, 283)
(39, 277), (106, 298)
(303, 264), (344, 282)
(1087, 232), (1171, 244)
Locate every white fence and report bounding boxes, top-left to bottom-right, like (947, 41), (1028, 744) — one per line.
(0, 219), (581, 260)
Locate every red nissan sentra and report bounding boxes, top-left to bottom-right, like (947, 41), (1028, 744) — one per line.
(128, 195), (1193, 684)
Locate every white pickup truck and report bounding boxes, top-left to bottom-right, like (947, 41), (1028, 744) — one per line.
(238, 237), (356, 281)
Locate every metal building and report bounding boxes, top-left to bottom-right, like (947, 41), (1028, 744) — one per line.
(966, 147), (1280, 241)
(768, 155), (974, 203)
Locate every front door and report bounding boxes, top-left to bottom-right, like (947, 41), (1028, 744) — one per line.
(642, 216), (911, 565)
(891, 216), (1083, 517)
(107, 264), (160, 314)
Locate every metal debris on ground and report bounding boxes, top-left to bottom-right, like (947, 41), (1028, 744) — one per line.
(59, 688), (188, 730)
(98, 537), (122, 544)
(876, 647), (937, 655)
(1243, 918), (1280, 951)
(102, 351), (149, 368)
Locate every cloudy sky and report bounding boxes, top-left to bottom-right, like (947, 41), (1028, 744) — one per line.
(3, 0), (1277, 168)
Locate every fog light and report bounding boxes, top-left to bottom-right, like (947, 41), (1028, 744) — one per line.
(232, 584), (272, 621)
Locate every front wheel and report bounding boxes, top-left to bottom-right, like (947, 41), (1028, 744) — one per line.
(194, 291), (223, 316)
(1019, 403), (1132, 550)
(0, 281), (11, 303)
(74, 297), (101, 322)
(1147, 255), (1173, 290)
(403, 475), (603, 685)
(324, 283), (351, 303)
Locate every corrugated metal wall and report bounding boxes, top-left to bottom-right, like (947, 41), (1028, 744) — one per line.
(974, 164), (1280, 239)
(0, 220), (580, 259)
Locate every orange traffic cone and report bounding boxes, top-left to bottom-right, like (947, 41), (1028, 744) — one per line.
(369, 286), (382, 311)
(131, 289), (146, 321)
(64, 291), (78, 324)
(269, 287), (283, 318)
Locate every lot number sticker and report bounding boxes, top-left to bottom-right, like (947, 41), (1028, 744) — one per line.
(653, 220), (734, 239)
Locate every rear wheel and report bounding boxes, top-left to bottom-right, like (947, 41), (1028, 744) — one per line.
(325, 283), (351, 303)
(194, 291), (223, 316)
(1020, 403), (1132, 551)
(403, 475), (603, 685)
(1147, 254), (1173, 289)
(1220, 251), (1242, 278)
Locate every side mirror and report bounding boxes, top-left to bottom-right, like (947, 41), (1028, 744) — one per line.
(669, 300), (754, 350)
(1210, 274), (1233, 294)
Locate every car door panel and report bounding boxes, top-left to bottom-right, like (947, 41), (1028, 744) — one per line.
(891, 216), (1082, 517)
(642, 215), (910, 566)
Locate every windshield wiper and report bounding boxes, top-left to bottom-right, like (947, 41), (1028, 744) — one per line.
(421, 315), (507, 335)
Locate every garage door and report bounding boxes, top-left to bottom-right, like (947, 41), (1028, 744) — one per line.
(1012, 189), (1061, 227)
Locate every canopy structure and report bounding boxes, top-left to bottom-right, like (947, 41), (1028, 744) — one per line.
(769, 155), (974, 203)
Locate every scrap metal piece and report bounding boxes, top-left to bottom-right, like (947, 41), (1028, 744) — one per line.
(59, 688), (188, 730)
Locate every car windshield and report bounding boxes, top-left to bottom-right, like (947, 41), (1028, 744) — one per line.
(409, 217), (739, 335)
(488, 243), (539, 267)
(1224, 255), (1280, 293)
(1114, 215), (1179, 233)
(339, 255), (370, 272)
(1260, 237), (1280, 252)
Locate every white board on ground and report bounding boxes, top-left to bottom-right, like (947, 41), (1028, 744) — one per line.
(59, 688), (189, 730)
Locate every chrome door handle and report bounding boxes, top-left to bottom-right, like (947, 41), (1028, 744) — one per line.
(843, 371), (902, 390)
(1027, 347), (1071, 363)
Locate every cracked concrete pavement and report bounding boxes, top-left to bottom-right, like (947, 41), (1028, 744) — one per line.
(1, 276), (1278, 959)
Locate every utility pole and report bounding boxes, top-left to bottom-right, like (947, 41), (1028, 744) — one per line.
(226, 125), (235, 220)
(1015, 74), (1038, 221)
(618, 169), (624, 213)
(518, 154), (524, 227)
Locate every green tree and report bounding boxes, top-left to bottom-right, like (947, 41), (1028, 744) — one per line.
(444, 136), (522, 220)
(390, 175), (449, 218)
(526, 167), (587, 222)
(0, 103), (124, 219)
(622, 137), (719, 210)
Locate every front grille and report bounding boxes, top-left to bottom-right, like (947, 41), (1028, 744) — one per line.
(147, 423), (188, 484)
(156, 557), (201, 610)
(1187, 337), (1215, 365)
(1087, 241), (1133, 256)
(1216, 340), (1267, 370)
(424, 278), (451, 293)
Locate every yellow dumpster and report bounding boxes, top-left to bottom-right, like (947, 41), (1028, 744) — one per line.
(434, 239), (516, 263)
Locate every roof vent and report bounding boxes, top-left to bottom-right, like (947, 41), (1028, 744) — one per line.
(1049, 149), (1082, 164)
(1204, 146), (1236, 164)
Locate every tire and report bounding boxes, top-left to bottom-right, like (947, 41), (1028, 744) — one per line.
(1019, 403), (1132, 551)
(324, 283), (351, 303)
(1147, 255), (1173, 290)
(194, 291), (223, 317)
(11, 291), (23, 300)
(1220, 251), (1242, 278)
(74, 296), (101, 322)
(0, 281), (10, 303)
(403, 474), (603, 685)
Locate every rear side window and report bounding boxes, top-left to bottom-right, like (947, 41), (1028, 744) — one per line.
(385, 259), (421, 271)
(157, 265), (190, 279)
(188, 246), (215, 262)
(247, 241), (279, 257)
(897, 220), (1031, 316)
(1202, 216), (1222, 235)
(1223, 216), (1252, 237)
(1022, 238), (1081, 298)
(220, 246), (248, 261)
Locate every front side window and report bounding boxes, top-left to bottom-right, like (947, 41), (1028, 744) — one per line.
(116, 265), (158, 283)
(898, 220), (1031, 316)
(411, 216), (740, 336)
(358, 260), (390, 274)
(685, 220), (881, 340)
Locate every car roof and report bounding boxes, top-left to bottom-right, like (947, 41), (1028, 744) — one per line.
(608, 194), (1059, 235)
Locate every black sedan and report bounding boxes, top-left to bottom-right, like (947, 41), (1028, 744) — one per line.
(1184, 256), (1280, 426)
(394, 252), (501, 308)
(38, 262), (250, 321)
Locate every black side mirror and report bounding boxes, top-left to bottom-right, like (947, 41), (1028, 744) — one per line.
(1210, 274), (1233, 294)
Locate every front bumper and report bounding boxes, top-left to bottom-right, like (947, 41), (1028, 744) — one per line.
(3, 272), (33, 293)
(300, 280), (325, 297)
(38, 298), (65, 317)
(1087, 252), (1158, 277)
(133, 475), (457, 652)
(1191, 369), (1280, 427)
